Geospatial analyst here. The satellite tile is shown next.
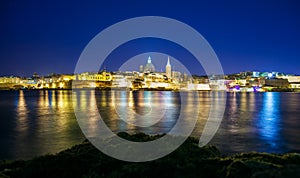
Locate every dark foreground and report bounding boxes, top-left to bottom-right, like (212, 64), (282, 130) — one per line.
(1, 133), (300, 178)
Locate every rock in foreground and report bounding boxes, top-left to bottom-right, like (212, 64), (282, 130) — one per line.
(1, 132), (300, 178)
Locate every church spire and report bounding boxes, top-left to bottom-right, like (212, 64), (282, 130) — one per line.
(167, 56), (171, 66)
(166, 56), (172, 79)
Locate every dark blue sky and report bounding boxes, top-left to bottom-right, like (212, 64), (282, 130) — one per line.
(1, 0), (300, 76)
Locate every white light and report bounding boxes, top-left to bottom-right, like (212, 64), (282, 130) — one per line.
(268, 73), (273, 78)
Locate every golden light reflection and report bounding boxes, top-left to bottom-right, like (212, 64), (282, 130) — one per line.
(89, 90), (97, 112)
(227, 92), (238, 134)
(44, 90), (49, 107)
(72, 91), (77, 108)
(191, 91), (211, 137)
(16, 90), (29, 133)
(86, 90), (99, 135)
(51, 90), (56, 106)
(128, 91), (134, 107)
(38, 90), (43, 107)
(197, 92), (210, 120)
(111, 90), (116, 107)
(100, 90), (107, 107)
(240, 92), (246, 111)
(249, 93), (255, 112)
(52, 90), (71, 128)
(80, 90), (87, 110)
(232, 92), (237, 115)
(58, 90), (64, 108)
(125, 91), (136, 131)
(184, 91), (198, 114)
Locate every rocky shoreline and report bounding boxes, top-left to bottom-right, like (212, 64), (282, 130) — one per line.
(1, 133), (300, 178)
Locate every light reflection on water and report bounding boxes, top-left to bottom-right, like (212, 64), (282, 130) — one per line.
(5, 90), (84, 160)
(73, 90), (185, 136)
(258, 92), (281, 150)
(0, 90), (300, 160)
(16, 90), (29, 133)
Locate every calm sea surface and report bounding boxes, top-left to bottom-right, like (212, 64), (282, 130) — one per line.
(0, 90), (300, 160)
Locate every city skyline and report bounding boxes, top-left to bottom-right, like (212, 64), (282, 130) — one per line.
(1, 1), (300, 76)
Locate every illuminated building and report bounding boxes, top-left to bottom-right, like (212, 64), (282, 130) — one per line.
(209, 79), (227, 91)
(1, 68), (299, 91)
(76, 72), (112, 81)
(172, 71), (182, 83)
(252, 71), (260, 78)
(139, 65), (144, 73)
(183, 73), (188, 82)
(60, 75), (76, 81)
(0, 76), (20, 84)
(261, 78), (289, 88)
(289, 83), (300, 89)
(276, 76), (300, 89)
(112, 74), (129, 88)
(277, 76), (300, 83)
(187, 83), (211, 91)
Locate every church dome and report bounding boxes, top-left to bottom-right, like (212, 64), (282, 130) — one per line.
(144, 56), (155, 72)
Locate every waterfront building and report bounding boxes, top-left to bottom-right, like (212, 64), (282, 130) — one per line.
(252, 71), (260, 78)
(277, 75), (300, 83)
(59, 75), (76, 81)
(111, 74), (127, 88)
(261, 78), (289, 88)
(76, 72), (112, 81)
(277, 76), (300, 89)
(0, 76), (22, 89)
(172, 71), (182, 83)
(290, 83), (300, 89)
(0, 76), (20, 84)
(187, 83), (211, 91)
(209, 79), (227, 90)
(139, 65), (144, 73)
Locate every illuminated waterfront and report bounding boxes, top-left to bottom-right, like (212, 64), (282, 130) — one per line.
(0, 90), (300, 160)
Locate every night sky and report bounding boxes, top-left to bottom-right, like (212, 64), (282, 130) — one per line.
(1, 0), (300, 77)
